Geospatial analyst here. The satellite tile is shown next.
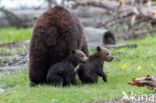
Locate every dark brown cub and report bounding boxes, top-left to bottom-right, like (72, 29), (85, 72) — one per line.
(77, 46), (113, 84)
(47, 50), (88, 86)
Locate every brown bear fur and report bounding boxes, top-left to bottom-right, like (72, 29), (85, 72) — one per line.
(77, 46), (113, 84)
(47, 50), (88, 86)
(28, 6), (89, 85)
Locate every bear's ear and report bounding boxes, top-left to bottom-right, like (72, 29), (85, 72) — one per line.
(72, 50), (76, 54)
(96, 46), (101, 52)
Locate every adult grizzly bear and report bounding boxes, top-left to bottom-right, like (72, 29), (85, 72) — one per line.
(28, 6), (89, 85)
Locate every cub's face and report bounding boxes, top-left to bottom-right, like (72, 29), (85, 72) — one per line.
(96, 46), (114, 62)
(72, 50), (88, 63)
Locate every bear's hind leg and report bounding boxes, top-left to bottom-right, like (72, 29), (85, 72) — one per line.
(47, 75), (63, 86)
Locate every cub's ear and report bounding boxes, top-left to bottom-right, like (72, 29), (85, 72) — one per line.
(96, 46), (101, 52)
(72, 50), (76, 54)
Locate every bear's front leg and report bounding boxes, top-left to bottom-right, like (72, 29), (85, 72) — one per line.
(97, 71), (107, 82)
(102, 73), (107, 82)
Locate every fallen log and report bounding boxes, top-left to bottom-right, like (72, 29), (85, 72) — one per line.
(0, 55), (28, 67)
(0, 40), (29, 48)
(85, 27), (107, 44)
(104, 44), (137, 49)
(134, 28), (156, 38)
(72, 0), (120, 12)
(88, 43), (137, 49)
(0, 63), (28, 73)
(0, 47), (28, 73)
(128, 75), (156, 90)
(72, 6), (105, 18)
(0, 55), (28, 73)
(0, 8), (31, 28)
(84, 27), (116, 45)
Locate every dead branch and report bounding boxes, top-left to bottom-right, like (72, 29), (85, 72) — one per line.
(0, 8), (33, 28)
(129, 75), (156, 90)
(104, 44), (137, 49)
(88, 43), (137, 49)
(72, 1), (120, 12)
(72, 0), (156, 40)
(0, 40), (29, 48)
(0, 50), (28, 73)
(134, 28), (156, 38)
(0, 63), (28, 73)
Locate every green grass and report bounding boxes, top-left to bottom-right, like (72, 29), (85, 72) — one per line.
(0, 28), (156, 103)
(0, 27), (32, 43)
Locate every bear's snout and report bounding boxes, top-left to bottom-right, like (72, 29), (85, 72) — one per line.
(82, 57), (88, 63)
(110, 56), (114, 61)
(106, 56), (114, 62)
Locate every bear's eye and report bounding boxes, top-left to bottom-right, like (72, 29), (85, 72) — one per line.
(81, 55), (84, 57)
(106, 53), (109, 55)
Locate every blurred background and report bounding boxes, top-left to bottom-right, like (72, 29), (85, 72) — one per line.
(0, 0), (156, 43)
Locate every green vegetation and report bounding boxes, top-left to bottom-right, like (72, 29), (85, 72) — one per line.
(0, 27), (32, 43)
(0, 28), (155, 103)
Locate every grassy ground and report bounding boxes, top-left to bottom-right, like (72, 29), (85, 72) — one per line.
(0, 28), (156, 103)
(0, 27), (32, 43)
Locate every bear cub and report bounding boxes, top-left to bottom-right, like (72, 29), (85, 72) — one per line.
(77, 46), (113, 84)
(47, 50), (88, 86)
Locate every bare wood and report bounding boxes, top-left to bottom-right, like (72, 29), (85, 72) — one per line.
(72, 1), (119, 11)
(104, 44), (137, 49)
(0, 63), (28, 73)
(0, 8), (31, 28)
(129, 75), (156, 90)
(134, 28), (156, 38)
(88, 43), (137, 49)
(0, 40), (29, 48)
(144, 2), (156, 6)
